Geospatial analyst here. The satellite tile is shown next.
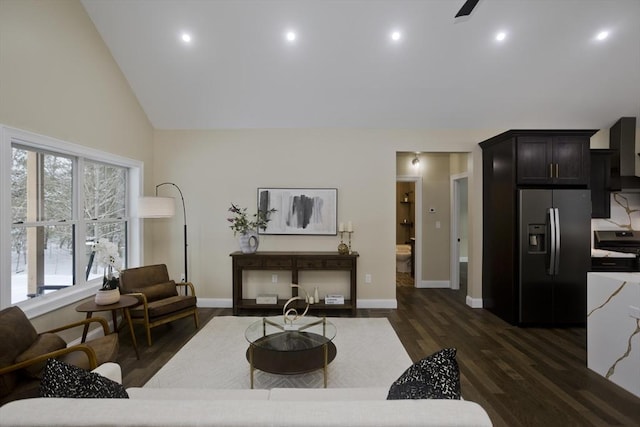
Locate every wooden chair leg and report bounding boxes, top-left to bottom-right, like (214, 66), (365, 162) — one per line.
(194, 310), (200, 329)
(146, 324), (152, 346)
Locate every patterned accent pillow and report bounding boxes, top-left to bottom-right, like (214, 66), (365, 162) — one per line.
(40, 358), (128, 399)
(387, 348), (461, 400)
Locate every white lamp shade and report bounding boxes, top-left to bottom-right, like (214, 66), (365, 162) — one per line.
(138, 196), (176, 218)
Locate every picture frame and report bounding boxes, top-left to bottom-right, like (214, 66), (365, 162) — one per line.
(257, 188), (338, 235)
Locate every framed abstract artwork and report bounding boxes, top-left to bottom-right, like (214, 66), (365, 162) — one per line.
(257, 188), (338, 235)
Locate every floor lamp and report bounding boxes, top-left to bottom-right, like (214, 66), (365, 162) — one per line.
(138, 182), (188, 293)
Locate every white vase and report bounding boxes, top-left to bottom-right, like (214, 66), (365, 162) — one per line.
(95, 288), (120, 305)
(238, 231), (259, 254)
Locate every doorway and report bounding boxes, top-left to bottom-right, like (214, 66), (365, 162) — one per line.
(396, 176), (421, 288)
(450, 174), (469, 302)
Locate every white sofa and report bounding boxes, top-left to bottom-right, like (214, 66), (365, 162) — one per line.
(0, 365), (493, 426)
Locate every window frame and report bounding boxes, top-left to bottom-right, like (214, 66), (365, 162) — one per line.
(1, 125), (144, 317)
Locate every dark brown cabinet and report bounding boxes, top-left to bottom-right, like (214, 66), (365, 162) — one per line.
(480, 129), (596, 325)
(590, 149), (614, 218)
(231, 251), (358, 316)
(517, 135), (591, 186)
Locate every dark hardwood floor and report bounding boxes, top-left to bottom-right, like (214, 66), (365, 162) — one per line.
(116, 287), (640, 426)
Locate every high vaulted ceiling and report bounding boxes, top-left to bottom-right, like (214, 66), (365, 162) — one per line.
(81, 0), (640, 130)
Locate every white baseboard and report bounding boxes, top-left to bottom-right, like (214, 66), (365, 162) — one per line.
(198, 298), (397, 310)
(416, 280), (450, 289)
(357, 299), (397, 309)
(466, 295), (483, 308)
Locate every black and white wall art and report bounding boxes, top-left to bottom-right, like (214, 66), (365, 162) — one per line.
(258, 188), (337, 235)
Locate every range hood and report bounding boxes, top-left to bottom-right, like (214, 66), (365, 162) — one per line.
(610, 117), (640, 191)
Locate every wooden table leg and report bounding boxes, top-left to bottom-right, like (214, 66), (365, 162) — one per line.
(123, 308), (139, 360)
(81, 312), (92, 343)
(249, 345), (254, 389)
(111, 309), (118, 333)
(323, 343), (328, 388)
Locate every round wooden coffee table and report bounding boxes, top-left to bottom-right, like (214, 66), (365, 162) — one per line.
(245, 316), (337, 388)
(76, 294), (140, 359)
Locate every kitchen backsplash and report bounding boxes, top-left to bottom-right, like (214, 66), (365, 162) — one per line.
(591, 192), (640, 232)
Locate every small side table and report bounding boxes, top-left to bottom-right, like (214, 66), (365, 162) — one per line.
(76, 294), (140, 360)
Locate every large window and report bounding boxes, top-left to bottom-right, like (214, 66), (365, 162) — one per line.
(84, 160), (128, 282)
(1, 126), (142, 313)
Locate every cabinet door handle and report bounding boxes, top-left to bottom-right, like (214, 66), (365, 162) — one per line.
(549, 163), (553, 178)
(556, 163), (559, 178)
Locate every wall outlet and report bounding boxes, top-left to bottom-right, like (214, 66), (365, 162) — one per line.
(365, 274), (372, 283)
(272, 274), (278, 283)
(180, 273), (185, 282)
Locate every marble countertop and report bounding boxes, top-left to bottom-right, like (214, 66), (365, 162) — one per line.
(588, 271), (640, 282)
(591, 248), (636, 258)
(587, 272), (640, 398)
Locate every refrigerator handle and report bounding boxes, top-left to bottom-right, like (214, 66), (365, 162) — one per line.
(554, 208), (561, 274)
(548, 207), (556, 275)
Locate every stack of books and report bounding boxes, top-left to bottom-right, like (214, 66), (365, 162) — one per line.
(256, 294), (278, 304)
(324, 294), (344, 305)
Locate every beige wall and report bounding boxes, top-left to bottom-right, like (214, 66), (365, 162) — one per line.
(152, 130), (497, 307)
(420, 153), (452, 282)
(450, 153), (470, 176)
(0, 0), (153, 334)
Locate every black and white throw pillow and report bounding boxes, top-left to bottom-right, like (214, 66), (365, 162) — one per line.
(387, 347), (461, 400)
(40, 358), (128, 399)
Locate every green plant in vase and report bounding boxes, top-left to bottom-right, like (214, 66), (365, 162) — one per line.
(227, 203), (276, 253)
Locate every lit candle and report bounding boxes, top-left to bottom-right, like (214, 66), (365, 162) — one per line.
(339, 222), (345, 232)
(347, 221), (353, 232)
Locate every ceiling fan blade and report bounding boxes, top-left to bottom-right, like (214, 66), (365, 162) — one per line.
(455, 0), (480, 18)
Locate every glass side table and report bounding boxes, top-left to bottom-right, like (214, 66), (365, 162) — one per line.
(245, 316), (337, 388)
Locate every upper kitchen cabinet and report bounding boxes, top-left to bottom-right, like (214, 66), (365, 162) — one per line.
(480, 130), (597, 188)
(516, 134), (592, 186)
(590, 149), (615, 218)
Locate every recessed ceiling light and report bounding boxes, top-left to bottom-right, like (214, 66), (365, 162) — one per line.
(285, 31), (296, 42)
(495, 31), (507, 42)
(181, 33), (192, 43)
(390, 31), (402, 42)
(596, 30), (609, 41)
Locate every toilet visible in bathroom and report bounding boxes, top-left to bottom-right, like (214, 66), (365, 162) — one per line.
(396, 244), (412, 273)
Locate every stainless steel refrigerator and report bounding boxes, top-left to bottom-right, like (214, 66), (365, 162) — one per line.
(518, 189), (591, 325)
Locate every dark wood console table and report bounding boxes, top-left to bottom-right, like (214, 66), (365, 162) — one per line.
(231, 251), (359, 316)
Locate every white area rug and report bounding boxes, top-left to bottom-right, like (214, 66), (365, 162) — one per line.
(145, 316), (412, 390)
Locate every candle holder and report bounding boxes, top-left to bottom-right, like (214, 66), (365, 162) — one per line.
(337, 231), (354, 255)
